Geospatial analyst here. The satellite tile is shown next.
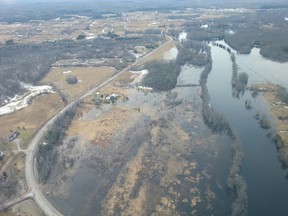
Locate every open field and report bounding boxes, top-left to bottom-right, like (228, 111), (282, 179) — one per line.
(253, 83), (288, 166)
(41, 66), (115, 103)
(0, 10), (187, 44)
(0, 17), (90, 44)
(67, 105), (138, 147)
(135, 40), (176, 66)
(263, 89), (288, 140)
(0, 94), (64, 148)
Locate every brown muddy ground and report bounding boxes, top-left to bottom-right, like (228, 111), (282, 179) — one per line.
(0, 199), (45, 216)
(42, 68), (232, 215)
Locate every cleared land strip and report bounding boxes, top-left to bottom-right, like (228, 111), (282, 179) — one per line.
(23, 36), (173, 216)
(0, 192), (33, 212)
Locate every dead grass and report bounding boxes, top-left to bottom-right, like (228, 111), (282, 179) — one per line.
(0, 94), (64, 148)
(41, 66), (115, 102)
(67, 104), (138, 147)
(260, 84), (288, 146)
(0, 212), (15, 216)
(4, 199), (45, 216)
(135, 40), (176, 66)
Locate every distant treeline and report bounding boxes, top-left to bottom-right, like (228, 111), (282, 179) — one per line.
(182, 8), (288, 63)
(0, 35), (161, 102)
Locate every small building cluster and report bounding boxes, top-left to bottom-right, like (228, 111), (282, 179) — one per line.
(137, 86), (153, 92)
(94, 92), (128, 105)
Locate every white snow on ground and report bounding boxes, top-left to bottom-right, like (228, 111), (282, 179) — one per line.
(0, 84), (54, 116)
(86, 36), (97, 40)
(179, 31), (187, 42)
(63, 70), (72, 74)
(130, 70), (149, 84)
(201, 24), (209, 29)
(130, 70), (148, 77)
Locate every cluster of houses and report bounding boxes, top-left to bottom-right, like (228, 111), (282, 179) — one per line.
(137, 86), (153, 92)
(94, 92), (128, 105)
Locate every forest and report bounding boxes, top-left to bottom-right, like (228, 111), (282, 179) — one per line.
(182, 8), (288, 63)
(37, 104), (78, 183)
(142, 40), (209, 91)
(0, 35), (162, 102)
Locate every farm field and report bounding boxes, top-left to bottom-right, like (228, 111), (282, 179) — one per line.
(41, 66), (115, 102)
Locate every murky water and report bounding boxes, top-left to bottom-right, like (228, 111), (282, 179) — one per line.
(207, 43), (288, 216)
(216, 40), (288, 86)
(45, 61), (234, 215)
(237, 48), (288, 86)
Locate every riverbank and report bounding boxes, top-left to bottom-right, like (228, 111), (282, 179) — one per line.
(255, 83), (288, 167)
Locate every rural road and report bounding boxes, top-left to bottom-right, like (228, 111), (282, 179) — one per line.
(24, 36), (173, 216)
(0, 192), (33, 212)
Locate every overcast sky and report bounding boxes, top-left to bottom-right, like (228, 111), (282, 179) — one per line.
(0, 0), (285, 5)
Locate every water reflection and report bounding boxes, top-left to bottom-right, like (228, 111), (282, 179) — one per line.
(208, 42), (288, 216)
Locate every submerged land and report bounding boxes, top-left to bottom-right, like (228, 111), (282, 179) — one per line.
(1, 1), (288, 215)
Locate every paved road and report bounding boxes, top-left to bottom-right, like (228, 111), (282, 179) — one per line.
(24, 36), (173, 216)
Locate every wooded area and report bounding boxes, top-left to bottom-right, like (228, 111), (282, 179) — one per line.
(0, 35), (162, 102)
(37, 104), (78, 183)
(142, 40), (209, 91)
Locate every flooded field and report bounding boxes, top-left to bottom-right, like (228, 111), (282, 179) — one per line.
(42, 63), (232, 215)
(207, 42), (288, 216)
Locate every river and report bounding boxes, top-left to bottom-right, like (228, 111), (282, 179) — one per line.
(207, 42), (288, 215)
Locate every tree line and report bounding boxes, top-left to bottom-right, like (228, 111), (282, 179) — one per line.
(231, 54), (249, 98)
(142, 39), (209, 91)
(277, 86), (288, 104)
(199, 46), (247, 216)
(0, 35), (162, 102)
(36, 104), (78, 183)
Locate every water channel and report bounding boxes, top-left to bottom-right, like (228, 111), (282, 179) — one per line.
(207, 42), (288, 215)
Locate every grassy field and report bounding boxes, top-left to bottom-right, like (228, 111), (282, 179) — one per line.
(67, 98), (138, 147)
(0, 94), (64, 148)
(135, 40), (176, 66)
(41, 66), (115, 103)
(112, 40), (177, 85)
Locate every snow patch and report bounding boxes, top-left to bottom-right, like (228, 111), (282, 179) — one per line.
(179, 31), (187, 42)
(0, 84), (54, 116)
(63, 70), (72, 74)
(86, 36), (97, 40)
(130, 70), (148, 78)
(201, 24), (209, 29)
(130, 70), (149, 84)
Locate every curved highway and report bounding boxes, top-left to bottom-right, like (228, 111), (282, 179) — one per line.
(24, 36), (173, 216)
